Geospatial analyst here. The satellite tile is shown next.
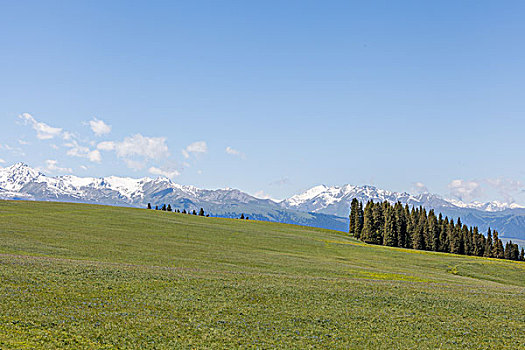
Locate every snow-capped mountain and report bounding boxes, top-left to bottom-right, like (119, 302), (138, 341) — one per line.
(0, 163), (267, 207)
(1, 163), (525, 239)
(447, 199), (525, 212)
(0, 163), (348, 231)
(279, 184), (525, 239)
(281, 184), (525, 217)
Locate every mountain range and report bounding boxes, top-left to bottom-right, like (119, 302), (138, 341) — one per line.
(1, 162), (525, 240)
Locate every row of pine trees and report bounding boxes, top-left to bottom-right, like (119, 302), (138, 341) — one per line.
(146, 204), (249, 220)
(349, 199), (524, 261)
(147, 203), (207, 216)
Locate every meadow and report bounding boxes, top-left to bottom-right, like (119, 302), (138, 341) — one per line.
(0, 201), (523, 349)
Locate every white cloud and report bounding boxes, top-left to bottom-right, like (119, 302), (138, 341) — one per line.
(96, 134), (171, 170)
(111, 134), (169, 160)
(65, 140), (101, 163)
(124, 159), (146, 170)
(89, 118), (111, 136)
(96, 141), (115, 151)
(65, 141), (88, 156)
(448, 177), (525, 204)
(253, 190), (271, 199)
(485, 178), (524, 203)
(182, 141), (207, 159)
(18, 139), (30, 145)
(412, 181), (429, 194)
(45, 160), (72, 173)
(0, 143), (25, 156)
(18, 113), (62, 140)
(88, 150), (101, 162)
(62, 131), (74, 140)
(0, 158), (5, 164)
(448, 179), (483, 202)
(17, 114), (106, 164)
(253, 190), (279, 202)
(225, 146), (245, 158)
(149, 166), (180, 179)
(269, 177), (290, 186)
(80, 165), (88, 170)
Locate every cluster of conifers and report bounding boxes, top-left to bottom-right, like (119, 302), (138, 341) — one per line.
(146, 203), (249, 220)
(147, 203), (208, 216)
(349, 199), (524, 261)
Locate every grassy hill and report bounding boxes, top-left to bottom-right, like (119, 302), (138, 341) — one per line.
(0, 201), (523, 349)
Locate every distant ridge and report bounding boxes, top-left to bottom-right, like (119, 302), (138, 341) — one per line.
(0, 163), (348, 231)
(281, 184), (524, 216)
(1, 162), (525, 239)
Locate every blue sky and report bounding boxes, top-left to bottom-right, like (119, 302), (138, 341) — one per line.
(1, 1), (525, 203)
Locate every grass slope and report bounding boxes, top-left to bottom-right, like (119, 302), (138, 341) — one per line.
(0, 201), (524, 349)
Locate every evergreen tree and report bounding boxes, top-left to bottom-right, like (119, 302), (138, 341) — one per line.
(155, 205), (159, 210)
(492, 231), (504, 258)
(520, 248), (525, 261)
(394, 202), (407, 248)
(199, 208), (205, 216)
(491, 230), (498, 257)
(449, 220), (462, 254)
(361, 201), (375, 243)
(428, 210), (440, 251)
(192, 210), (197, 215)
(161, 204), (167, 211)
(147, 203), (152, 209)
(510, 243), (519, 260)
(439, 217), (449, 252)
(182, 209), (187, 214)
(413, 214), (426, 251)
(406, 206), (417, 248)
(371, 202), (384, 244)
(383, 206), (397, 246)
(496, 239), (505, 259)
(349, 198), (358, 236)
(472, 227), (483, 256)
(240, 213), (245, 220)
(484, 228), (493, 257)
(466, 229), (472, 256)
(504, 241), (511, 260)
(479, 233), (486, 257)
(167, 204), (172, 212)
(356, 202), (364, 239)
(460, 225), (469, 255)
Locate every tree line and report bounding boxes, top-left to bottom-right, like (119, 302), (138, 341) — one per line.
(146, 203), (249, 220)
(147, 203), (208, 216)
(349, 199), (524, 261)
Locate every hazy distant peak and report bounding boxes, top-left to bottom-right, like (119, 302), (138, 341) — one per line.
(281, 183), (523, 216)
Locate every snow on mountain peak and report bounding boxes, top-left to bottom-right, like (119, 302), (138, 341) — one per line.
(1, 162), (524, 218)
(447, 199), (525, 212)
(284, 185), (328, 206)
(281, 183), (525, 217)
(102, 176), (148, 199)
(0, 162), (45, 191)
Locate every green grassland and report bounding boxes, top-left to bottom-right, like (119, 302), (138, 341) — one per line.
(0, 201), (524, 349)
